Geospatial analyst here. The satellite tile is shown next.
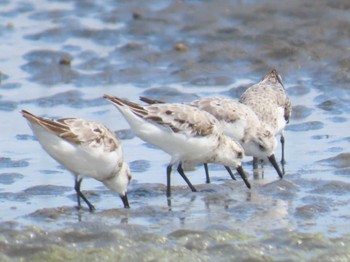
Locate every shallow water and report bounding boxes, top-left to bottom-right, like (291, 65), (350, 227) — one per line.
(1, 0), (350, 261)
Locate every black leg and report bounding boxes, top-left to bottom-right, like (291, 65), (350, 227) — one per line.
(253, 157), (259, 170)
(177, 163), (197, 192)
(166, 165), (172, 198)
(204, 163), (210, 184)
(120, 194), (130, 208)
(74, 177), (95, 212)
(224, 166), (237, 180)
(167, 198), (172, 210)
(74, 177), (82, 209)
(280, 134), (286, 165)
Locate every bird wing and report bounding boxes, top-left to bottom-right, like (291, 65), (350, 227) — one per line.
(190, 97), (244, 123)
(22, 110), (118, 152)
(144, 103), (218, 137)
(103, 95), (218, 137)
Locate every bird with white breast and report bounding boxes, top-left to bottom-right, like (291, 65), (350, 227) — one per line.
(189, 96), (284, 178)
(21, 110), (132, 211)
(239, 69), (292, 167)
(104, 95), (250, 197)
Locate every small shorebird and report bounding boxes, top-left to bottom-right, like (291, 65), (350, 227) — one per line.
(104, 95), (250, 197)
(239, 69), (292, 167)
(140, 96), (283, 181)
(21, 110), (132, 211)
(189, 97), (283, 178)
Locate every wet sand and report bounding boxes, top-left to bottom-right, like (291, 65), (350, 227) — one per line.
(1, 0), (350, 261)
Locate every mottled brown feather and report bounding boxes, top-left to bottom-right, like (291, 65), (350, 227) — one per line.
(22, 110), (119, 152)
(105, 96), (217, 137)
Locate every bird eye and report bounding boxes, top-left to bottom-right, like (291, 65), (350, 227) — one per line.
(237, 152), (243, 159)
(259, 145), (265, 151)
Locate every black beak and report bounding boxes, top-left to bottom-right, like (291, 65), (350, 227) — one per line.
(120, 194), (130, 208)
(268, 154), (284, 178)
(236, 165), (251, 189)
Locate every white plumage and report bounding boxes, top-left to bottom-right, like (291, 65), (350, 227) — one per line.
(190, 97), (283, 178)
(104, 95), (250, 197)
(240, 69), (292, 166)
(21, 110), (131, 211)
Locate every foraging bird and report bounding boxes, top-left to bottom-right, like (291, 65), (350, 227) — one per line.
(21, 110), (131, 211)
(140, 96), (283, 181)
(139, 96), (238, 183)
(104, 95), (250, 197)
(189, 97), (283, 178)
(239, 69), (292, 167)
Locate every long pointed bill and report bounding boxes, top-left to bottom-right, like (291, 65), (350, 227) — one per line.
(236, 165), (251, 189)
(120, 194), (130, 208)
(268, 154), (284, 178)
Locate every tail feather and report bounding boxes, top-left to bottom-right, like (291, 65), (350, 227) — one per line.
(264, 68), (284, 88)
(103, 95), (147, 118)
(21, 110), (41, 123)
(21, 110), (69, 135)
(139, 96), (165, 105)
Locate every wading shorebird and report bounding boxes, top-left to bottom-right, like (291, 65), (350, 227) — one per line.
(189, 97), (284, 179)
(140, 96), (283, 181)
(21, 110), (132, 211)
(239, 69), (292, 168)
(104, 95), (250, 198)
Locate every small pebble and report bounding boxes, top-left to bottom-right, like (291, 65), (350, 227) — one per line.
(59, 57), (72, 65)
(174, 43), (188, 52)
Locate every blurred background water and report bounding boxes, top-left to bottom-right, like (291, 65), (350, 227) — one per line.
(1, 0), (350, 261)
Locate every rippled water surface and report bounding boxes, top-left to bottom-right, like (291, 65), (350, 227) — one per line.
(1, 0), (350, 261)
